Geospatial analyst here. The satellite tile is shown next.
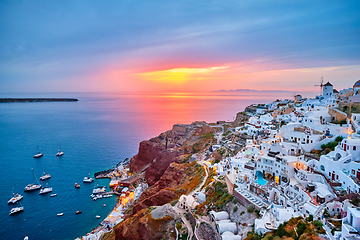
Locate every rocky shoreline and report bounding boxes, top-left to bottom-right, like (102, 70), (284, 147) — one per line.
(0, 98), (79, 102)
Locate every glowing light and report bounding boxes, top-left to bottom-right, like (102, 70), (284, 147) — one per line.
(129, 192), (134, 199)
(138, 66), (229, 84)
(213, 166), (217, 171)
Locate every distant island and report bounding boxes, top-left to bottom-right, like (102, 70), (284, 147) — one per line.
(213, 88), (292, 93)
(0, 98), (79, 103)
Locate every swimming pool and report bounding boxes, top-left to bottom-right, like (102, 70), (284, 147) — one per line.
(255, 171), (268, 186)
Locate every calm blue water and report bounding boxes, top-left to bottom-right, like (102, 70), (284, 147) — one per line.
(0, 92), (291, 240)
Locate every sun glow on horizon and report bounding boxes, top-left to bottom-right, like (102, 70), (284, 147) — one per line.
(137, 66), (229, 84)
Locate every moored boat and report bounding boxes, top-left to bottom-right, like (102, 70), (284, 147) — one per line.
(96, 215), (101, 219)
(83, 176), (94, 183)
(33, 152), (43, 158)
(39, 186), (52, 195)
(56, 150), (64, 156)
(92, 186), (106, 194)
(50, 193), (57, 197)
(75, 183), (80, 188)
(8, 193), (23, 204)
(9, 206), (24, 215)
(76, 210), (82, 214)
(57, 213), (64, 216)
(40, 173), (51, 181)
(24, 184), (41, 192)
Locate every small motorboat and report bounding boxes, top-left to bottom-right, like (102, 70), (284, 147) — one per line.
(50, 193), (57, 197)
(76, 211), (82, 214)
(103, 204), (106, 207)
(57, 213), (64, 216)
(24, 236), (29, 240)
(56, 150), (64, 156)
(96, 215), (101, 219)
(83, 177), (94, 183)
(9, 206), (24, 215)
(75, 183), (80, 188)
(8, 193), (23, 204)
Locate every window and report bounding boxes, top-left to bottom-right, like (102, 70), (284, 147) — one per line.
(354, 146), (357, 151)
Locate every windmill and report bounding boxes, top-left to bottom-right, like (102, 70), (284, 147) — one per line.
(314, 76), (324, 95)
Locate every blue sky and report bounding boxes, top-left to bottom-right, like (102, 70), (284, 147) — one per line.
(1, 0), (359, 92)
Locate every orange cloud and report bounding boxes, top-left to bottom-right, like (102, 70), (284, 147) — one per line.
(137, 66), (229, 84)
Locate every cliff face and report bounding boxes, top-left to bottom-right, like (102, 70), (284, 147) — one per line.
(129, 122), (220, 186)
(130, 140), (180, 186)
(232, 111), (250, 128)
(132, 163), (184, 214)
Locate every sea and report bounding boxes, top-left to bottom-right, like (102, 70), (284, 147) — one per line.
(0, 91), (293, 240)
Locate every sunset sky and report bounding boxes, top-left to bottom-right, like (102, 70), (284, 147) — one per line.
(1, 1), (359, 93)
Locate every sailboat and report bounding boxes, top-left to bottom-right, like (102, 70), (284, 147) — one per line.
(56, 144), (64, 156)
(39, 182), (52, 195)
(40, 165), (51, 181)
(8, 189), (23, 204)
(33, 144), (43, 158)
(9, 206), (24, 215)
(24, 168), (42, 192)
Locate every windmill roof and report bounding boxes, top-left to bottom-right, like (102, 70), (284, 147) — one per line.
(324, 82), (333, 87)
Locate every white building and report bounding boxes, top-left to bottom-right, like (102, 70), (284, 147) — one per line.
(341, 207), (360, 240)
(309, 138), (360, 194)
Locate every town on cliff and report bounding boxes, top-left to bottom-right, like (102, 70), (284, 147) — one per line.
(79, 80), (360, 240)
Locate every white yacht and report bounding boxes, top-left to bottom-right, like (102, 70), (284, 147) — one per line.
(40, 173), (51, 181)
(9, 206), (24, 215)
(33, 152), (43, 158)
(39, 187), (53, 195)
(83, 176), (94, 183)
(24, 184), (41, 192)
(8, 193), (23, 204)
(50, 193), (57, 197)
(92, 186), (106, 194)
(57, 213), (64, 216)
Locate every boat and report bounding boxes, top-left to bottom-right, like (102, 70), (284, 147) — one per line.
(39, 183), (52, 195)
(33, 144), (43, 158)
(9, 206), (24, 215)
(96, 215), (101, 219)
(57, 213), (64, 216)
(24, 184), (42, 192)
(103, 204), (106, 207)
(40, 173), (51, 181)
(50, 193), (57, 197)
(76, 210), (82, 214)
(92, 186), (106, 194)
(75, 183), (80, 188)
(24, 236), (28, 240)
(56, 150), (64, 156)
(25, 168), (42, 192)
(83, 176), (94, 183)
(8, 193), (23, 204)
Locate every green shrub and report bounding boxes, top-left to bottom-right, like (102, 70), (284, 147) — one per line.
(247, 205), (255, 213)
(233, 206), (238, 212)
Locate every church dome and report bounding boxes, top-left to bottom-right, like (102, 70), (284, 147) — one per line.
(353, 80), (360, 89)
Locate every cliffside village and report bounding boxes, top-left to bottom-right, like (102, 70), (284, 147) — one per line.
(83, 80), (360, 240)
(205, 80), (360, 240)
